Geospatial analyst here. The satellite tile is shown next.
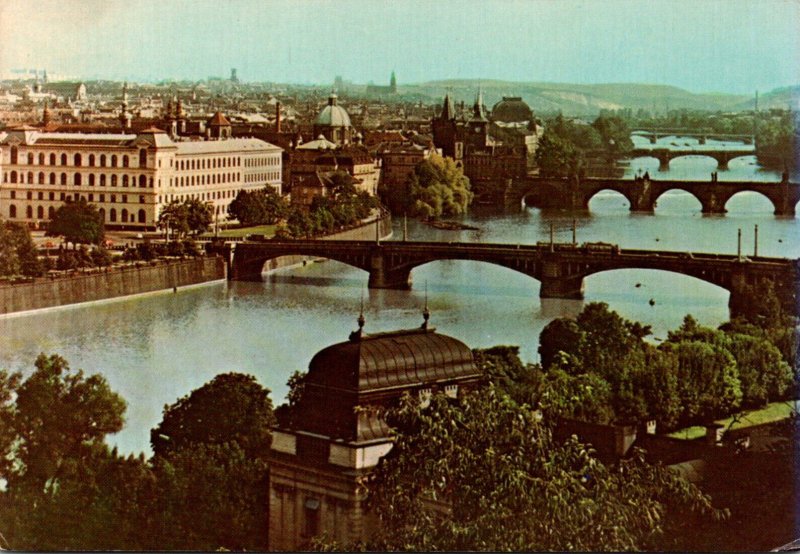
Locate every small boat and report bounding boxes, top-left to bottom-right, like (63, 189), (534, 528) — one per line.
(635, 283), (642, 288)
(649, 298), (656, 306)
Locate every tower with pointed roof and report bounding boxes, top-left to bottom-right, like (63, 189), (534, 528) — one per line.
(390, 70), (397, 93)
(431, 93), (463, 160)
(268, 308), (482, 550)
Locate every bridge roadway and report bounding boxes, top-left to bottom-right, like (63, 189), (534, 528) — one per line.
(226, 240), (799, 318)
(631, 129), (755, 145)
(629, 146), (756, 170)
(511, 177), (800, 215)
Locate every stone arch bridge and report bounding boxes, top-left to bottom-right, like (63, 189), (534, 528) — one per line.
(630, 146), (755, 170)
(512, 177), (800, 215)
(225, 240), (799, 318)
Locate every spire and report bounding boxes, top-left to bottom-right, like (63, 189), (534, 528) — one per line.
(349, 291), (366, 341)
(472, 88), (487, 121)
(440, 93), (455, 120)
(42, 99), (51, 126)
(421, 281), (431, 330)
(328, 90), (338, 106)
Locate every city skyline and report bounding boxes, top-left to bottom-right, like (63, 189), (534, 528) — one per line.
(0, 0), (798, 94)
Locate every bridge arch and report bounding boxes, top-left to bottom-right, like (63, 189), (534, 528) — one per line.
(232, 248), (372, 282)
(723, 190), (778, 214)
(652, 187), (703, 212)
(584, 188), (633, 211)
(407, 258), (542, 290)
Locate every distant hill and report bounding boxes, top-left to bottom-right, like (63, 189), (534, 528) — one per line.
(401, 80), (784, 116)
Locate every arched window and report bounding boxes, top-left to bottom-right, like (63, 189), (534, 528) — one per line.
(37, 206), (44, 219)
(111, 175), (118, 187)
(10, 146), (18, 164)
(9, 205), (16, 218)
(139, 175), (146, 188)
(9, 171), (16, 183)
(110, 208), (117, 222)
(60, 153), (67, 166)
(74, 153), (82, 167)
(89, 174), (95, 186)
(122, 155), (129, 168)
(75, 174), (82, 186)
(38, 172), (45, 184)
(49, 153), (56, 165)
(139, 149), (147, 167)
(89, 154), (95, 167)
(121, 209), (129, 223)
(100, 174), (106, 186)
(100, 155), (106, 167)
(122, 175), (129, 187)
(38, 153), (45, 165)
(48, 206), (55, 218)
(27, 153), (34, 164)
(49, 173), (55, 185)
(60, 173), (67, 185)
(99, 208), (105, 221)
(111, 155), (118, 168)
(138, 209), (146, 223)
(26, 206), (33, 219)
(27, 171), (33, 183)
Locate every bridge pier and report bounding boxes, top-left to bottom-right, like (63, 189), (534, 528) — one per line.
(368, 254), (411, 289)
(539, 260), (585, 299)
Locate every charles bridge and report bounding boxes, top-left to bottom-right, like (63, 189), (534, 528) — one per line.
(507, 176), (800, 215)
(224, 239), (799, 317)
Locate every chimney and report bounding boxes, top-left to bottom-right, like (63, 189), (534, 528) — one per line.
(275, 102), (282, 133)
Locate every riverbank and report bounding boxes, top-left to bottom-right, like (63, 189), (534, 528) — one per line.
(0, 256), (226, 316)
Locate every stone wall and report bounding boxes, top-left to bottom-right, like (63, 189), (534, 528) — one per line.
(0, 256), (225, 315)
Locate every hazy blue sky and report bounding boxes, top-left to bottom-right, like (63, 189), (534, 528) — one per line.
(0, 0), (797, 93)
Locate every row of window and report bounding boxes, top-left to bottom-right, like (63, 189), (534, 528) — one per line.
(9, 147), (148, 168)
(245, 172), (280, 183)
(177, 156), (242, 171)
(11, 190), (145, 204)
(160, 188), (238, 204)
(5, 171), (153, 188)
(8, 204), (147, 224)
(244, 156), (280, 168)
(174, 173), (240, 187)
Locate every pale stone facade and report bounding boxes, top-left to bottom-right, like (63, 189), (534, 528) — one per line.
(0, 126), (282, 229)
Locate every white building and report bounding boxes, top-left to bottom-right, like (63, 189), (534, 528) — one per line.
(0, 125), (282, 230)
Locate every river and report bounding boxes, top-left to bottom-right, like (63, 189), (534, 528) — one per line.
(0, 136), (797, 455)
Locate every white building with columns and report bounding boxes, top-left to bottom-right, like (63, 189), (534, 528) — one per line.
(0, 125), (282, 230)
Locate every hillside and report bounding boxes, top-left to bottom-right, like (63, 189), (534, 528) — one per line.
(402, 80), (763, 115)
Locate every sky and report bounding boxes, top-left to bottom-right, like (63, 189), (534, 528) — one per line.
(0, 0), (798, 94)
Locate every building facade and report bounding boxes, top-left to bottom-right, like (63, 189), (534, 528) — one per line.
(268, 316), (482, 550)
(0, 125), (282, 229)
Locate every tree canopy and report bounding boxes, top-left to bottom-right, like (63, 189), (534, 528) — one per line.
(158, 198), (213, 239)
(227, 186), (288, 226)
(45, 198), (104, 247)
(393, 153), (472, 219)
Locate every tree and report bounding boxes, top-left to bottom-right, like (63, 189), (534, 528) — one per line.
(407, 153), (472, 219)
(538, 317), (583, 369)
(0, 222), (21, 276)
(45, 197), (104, 247)
(158, 200), (190, 239)
(357, 388), (722, 551)
(228, 187), (288, 226)
(592, 115), (634, 160)
(151, 372), (275, 459)
(185, 197), (213, 236)
(149, 372), (275, 550)
(4, 222), (43, 277)
(535, 130), (584, 179)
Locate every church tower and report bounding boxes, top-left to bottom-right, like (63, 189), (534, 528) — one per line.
(390, 70), (397, 93)
(119, 82), (132, 131)
(431, 93), (462, 160)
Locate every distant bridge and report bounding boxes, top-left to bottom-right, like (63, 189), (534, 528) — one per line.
(629, 146), (756, 170)
(631, 129), (755, 145)
(225, 240), (799, 317)
(509, 177), (800, 215)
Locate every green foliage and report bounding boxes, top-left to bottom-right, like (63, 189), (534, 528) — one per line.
(151, 372), (275, 459)
(4, 222), (43, 276)
(158, 198), (212, 238)
(538, 317), (582, 369)
(46, 197), (104, 246)
(0, 222), (21, 276)
(406, 153), (472, 219)
(592, 115), (635, 159)
(358, 388), (721, 551)
(227, 186), (288, 226)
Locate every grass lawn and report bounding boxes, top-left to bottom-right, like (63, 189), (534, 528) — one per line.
(667, 400), (798, 440)
(201, 225), (277, 239)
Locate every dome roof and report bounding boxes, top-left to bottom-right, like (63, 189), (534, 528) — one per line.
(491, 96), (533, 123)
(307, 327), (477, 393)
(315, 93), (352, 128)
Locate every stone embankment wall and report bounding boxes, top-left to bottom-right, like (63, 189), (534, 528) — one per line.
(0, 256), (225, 315)
(260, 214), (393, 273)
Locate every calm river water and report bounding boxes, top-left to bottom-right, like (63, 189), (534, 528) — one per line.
(1, 137), (798, 454)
